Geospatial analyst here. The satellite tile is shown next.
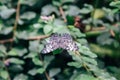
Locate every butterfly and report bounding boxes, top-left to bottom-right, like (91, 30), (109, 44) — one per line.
(41, 33), (79, 54)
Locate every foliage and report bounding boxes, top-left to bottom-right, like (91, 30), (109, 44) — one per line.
(0, 0), (120, 80)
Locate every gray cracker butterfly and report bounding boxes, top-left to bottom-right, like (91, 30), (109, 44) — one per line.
(41, 33), (78, 54)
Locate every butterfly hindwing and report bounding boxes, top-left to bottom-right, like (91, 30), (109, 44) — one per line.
(60, 33), (78, 51)
(66, 41), (79, 51)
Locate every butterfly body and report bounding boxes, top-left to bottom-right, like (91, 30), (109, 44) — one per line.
(41, 33), (78, 54)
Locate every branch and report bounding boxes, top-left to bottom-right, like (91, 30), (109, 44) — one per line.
(27, 35), (49, 40)
(59, 6), (67, 23)
(8, 0), (21, 49)
(0, 39), (13, 44)
(91, 27), (105, 31)
(0, 35), (50, 44)
(45, 72), (51, 80)
(13, 0), (20, 37)
(86, 23), (119, 37)
(39, 51), (51, 80)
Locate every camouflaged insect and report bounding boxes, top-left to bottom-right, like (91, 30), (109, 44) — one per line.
(41, 33), (79, 54)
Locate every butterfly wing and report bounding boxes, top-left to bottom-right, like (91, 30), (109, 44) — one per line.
(66, 41), (79, 51)
(41, 33), (60, 54)
(60, 33), (79, 51)
(41, 33), (79, 54)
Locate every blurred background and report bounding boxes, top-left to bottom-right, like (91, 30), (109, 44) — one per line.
(0, 0), (120, 80)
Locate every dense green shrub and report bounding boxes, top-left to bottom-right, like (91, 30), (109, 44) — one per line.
(0, 0), (120, 80)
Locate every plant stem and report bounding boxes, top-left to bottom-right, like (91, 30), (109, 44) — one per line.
(59, 6), (67, 23)
(9, 0), (20, 49)
(13, 0), (20, 37)
(39, 53), (51, 80)
(45, 71), (51, 80)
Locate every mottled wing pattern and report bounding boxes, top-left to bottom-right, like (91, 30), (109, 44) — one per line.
(41, 33), (79, 54)
(60, 33), (72, 49)
(60, 33), (79, 51)
(41, 33), (60, 54)
(66, 41), (79, 51)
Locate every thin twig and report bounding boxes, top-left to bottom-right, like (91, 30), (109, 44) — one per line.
(91, 27), (106, 31)
(45, 71), (51, 80)
(27, 35), (49, 40)
(75, 51), (90, 72)
(13, 0), (20, 37)
(9, 0), (20, 49)
(59, 6), (67, 22)
(39, 53), (51, 80)
(0, 39), (13, 44)
(0, 35), (49, 44)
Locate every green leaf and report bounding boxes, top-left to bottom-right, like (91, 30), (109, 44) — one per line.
(9, 58), (24, 65)
(37, 68), (45, 74)
(0, 22), (3, 31)
(8, 49), (18, 56)
(69, 27), (86, 38)
(79, 4), (93, 14)
(29, 41), (44, 53)
(76, 39), (88, 45)
(0, 70), (9, 79)
(0, 27), (13, 35)
(44, 56), (54, 69)
(43, 25), (53, 34)
(75, 74), (98, 80)
(8, 47), (27, 57)
(20, 11), (36, 20)
(79, 46), (97, 58)
(68, 51), (82, 62)
(61, 0), (74, 4)
(32, 58), (43, 66)
(0, 45), (6, 57)
(0, 45), (6, 53)
(110, 1), (120, 8)
(66, 6), (80, 16)
(53, 25), (70, 34)
(0, 61), (5, 68)
(82, 56), (97, 65)
(28, 68), (45, 75)
(0, 52), (4, 57)
(67, 62), (82, 68)
(52, 0), (61, 7)
(41, 4), (60, 16)
(39, 44), (44, 52)
(13, 74), (28, 80)
(0, 8), (15, 19)
(33, 23), (43, 29)
(16, 31), (29, 39)
(9, 65), (23, 72)
(49, 68), (61, 78)
(28, 68), (38, 76)
(20, 0), (38, 6)
(24, 52), (38, 59)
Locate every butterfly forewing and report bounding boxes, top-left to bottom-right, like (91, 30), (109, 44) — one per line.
(41, 33), (60, 53)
